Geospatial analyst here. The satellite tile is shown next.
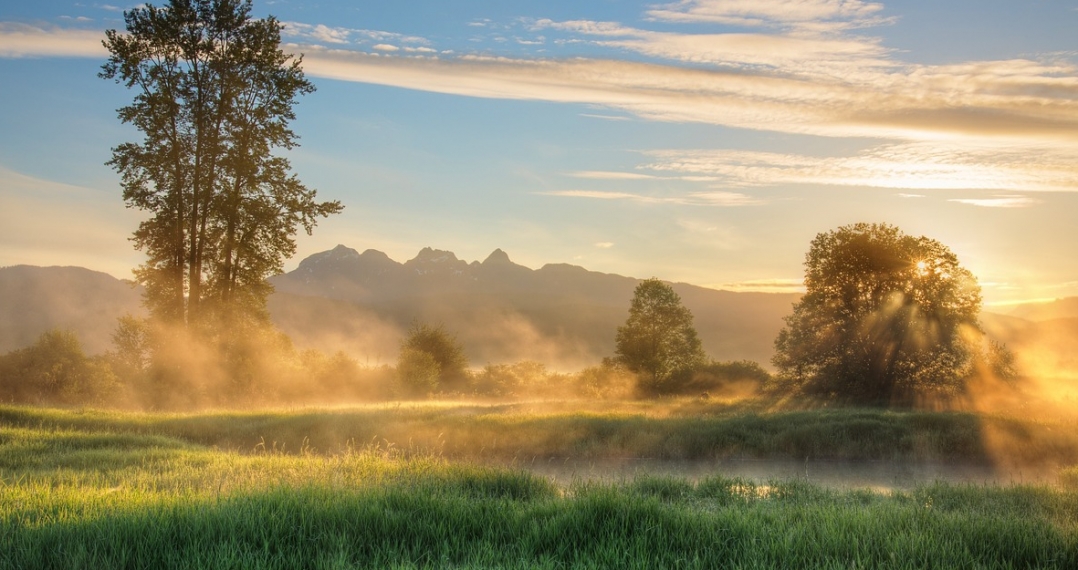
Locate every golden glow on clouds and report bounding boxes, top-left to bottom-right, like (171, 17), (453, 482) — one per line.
(720, 278), (805, 293)
(538, 189), (760, 206)
(947, 195), (1043, 209)
(640, 141), (1078, 195)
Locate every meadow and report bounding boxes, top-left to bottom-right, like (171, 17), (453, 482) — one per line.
(3, 400), (1078, 568)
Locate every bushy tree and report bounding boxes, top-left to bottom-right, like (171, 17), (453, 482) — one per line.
(615, 278), (706, 393)
(396, 323), (469, 396)
(773, 223), (1009, 404)
(0, 330), (121, 407)
(101, 0), (342, 337)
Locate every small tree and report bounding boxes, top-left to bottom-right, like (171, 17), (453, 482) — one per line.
(397, 323), (469, 395)
(614, 278), (706, 393)
(0, 330), (121, 407)
(773, 223), (1010, 404)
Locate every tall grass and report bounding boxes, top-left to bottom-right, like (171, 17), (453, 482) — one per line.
(2, 405), (1078, 568)
(3, 400), (1077, 466)
(2, 423), (1077, 568)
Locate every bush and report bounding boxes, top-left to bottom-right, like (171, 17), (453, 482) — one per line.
(398, 323), (470, 394)
(0, 329), (121, 407)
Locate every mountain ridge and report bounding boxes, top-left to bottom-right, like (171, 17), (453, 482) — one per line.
(3, 249), (1075, 377)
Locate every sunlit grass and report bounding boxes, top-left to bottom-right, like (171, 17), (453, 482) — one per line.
(3, 405), (1078, 568)
(2, 417), (1078, 568)
(3, 399), (1077, 469)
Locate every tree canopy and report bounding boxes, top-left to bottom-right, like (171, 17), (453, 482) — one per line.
(101, 0), (341, 337)
(397, 323), (470, 396)
(773, 223), (1004, 404)
(614, 278), (706, 393)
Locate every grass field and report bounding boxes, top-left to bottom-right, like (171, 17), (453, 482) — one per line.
(3, 401), (1078, 568)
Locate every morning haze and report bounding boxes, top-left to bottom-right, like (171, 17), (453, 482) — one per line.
(1, 1), (1077, 568)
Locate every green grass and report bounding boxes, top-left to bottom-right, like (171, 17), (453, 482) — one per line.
(3, 404), (1078, 568)
(1, 432), (1076, 568)
(2, 399), (1077, 465)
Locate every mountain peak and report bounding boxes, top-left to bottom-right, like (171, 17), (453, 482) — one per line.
(483, 248), (512, 265)
(297, 244), (360, 270)
(408, 247), (460, 265)
(359, 249), (392, 262)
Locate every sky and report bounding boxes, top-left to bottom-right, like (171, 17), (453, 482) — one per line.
(1, 0), (1077, 306)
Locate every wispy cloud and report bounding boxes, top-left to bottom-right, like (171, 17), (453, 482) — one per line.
(594, 242), (615, 249)
(641, 142), (1078, 192)
(7, 6), (1078, 198)
(291, 44), (1078, 148)
(948, 195), (1042, 208)
(283, 22), (352, 45)
(282, 22), (430, 48)
(579, 113), (631, 121)
(537, 189), (759, 206)
(569, 171), (657, 180)
(720, 278), (805, 293)
(0, 24), (105, 58)
(645, 0), (894, 33)
(532, 17), (891, 73)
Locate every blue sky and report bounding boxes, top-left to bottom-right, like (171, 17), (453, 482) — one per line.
(1, 0), (1077, 305)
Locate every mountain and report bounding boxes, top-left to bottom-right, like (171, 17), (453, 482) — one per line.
(8, 252), (1072, 378)
(0, 265), (143, 354)
(269, 245), (799, 368)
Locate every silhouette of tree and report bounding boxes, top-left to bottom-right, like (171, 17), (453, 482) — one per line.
(615, 278), (706, 393)
(101, 0), (341, 337)
(773, 223), (1009, 404)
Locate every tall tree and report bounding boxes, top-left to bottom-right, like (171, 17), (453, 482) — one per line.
(773, 223), (1007, 404)
(101, 0), (341, 335)
(615, 278), (706, 393)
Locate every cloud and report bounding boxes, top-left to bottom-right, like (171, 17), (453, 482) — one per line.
(569, 171), (657, 180)
(948, 195), (1042, 208)
(537, 189), (758, 206)
(292, 43), (1078, 150)
(282, 22), (352, 45)
(533, 18), (892, 73)
(645, 0), (894, 32)
(579, 113), (631, 121)
(8, 14), (1078, 197)
(282, 22), (430, 47)
(594, 242), (615, 249)
(641, 142), (1078, 191)
(0, 24), (105, 58)
(720, 278), (805, 293)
